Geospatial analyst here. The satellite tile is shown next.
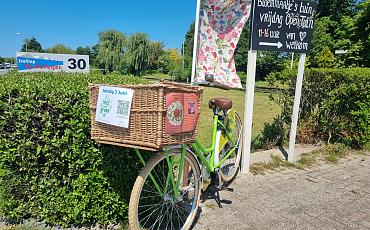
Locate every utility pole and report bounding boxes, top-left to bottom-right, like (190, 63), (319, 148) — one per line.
(182, 41), (185, 70)
(16, 32), (28, 52)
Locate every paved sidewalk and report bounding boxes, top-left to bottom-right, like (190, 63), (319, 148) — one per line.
(194, 154), (370, 230)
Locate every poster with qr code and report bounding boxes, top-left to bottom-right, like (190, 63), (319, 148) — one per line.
(95, 85), (134, 128)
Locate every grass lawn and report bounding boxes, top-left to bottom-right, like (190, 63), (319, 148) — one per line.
(143, 73), (173, 80)
(196, 86), (281, 146)
(255, 80), (287, 89)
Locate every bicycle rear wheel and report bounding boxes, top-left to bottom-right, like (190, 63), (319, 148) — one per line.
(129, 148), (201, 230)
(219, 110), (243, 182)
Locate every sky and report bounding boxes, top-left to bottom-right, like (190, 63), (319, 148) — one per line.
(0, 0), (197, 57)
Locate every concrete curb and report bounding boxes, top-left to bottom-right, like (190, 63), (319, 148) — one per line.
(250, 144), (323, 165)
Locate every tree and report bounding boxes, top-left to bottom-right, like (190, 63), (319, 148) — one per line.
(183, 22), (195, 59)
(46, 44), (75, 54)
(167, 48), (182, 74)
(315, 46), (337, 68)
(125, 33), (150, 75)
(333, 16), (355, 51)
(96, 30), (126, 73)
(353, 0), (370, 66)
(158, 49), (186, 81)
(21, 37), (42, 52)
(316, 0), (357, 21)
(234, 22), (250, 72)
(256, 51), (285, 81)
(148, 41), (164, 70)
(76, 46), (92, 56)
(309, 17), (336, 67)
(76, 46), (93, 64)
(90, 44), (99, 67)
(183, 21), (195, 72)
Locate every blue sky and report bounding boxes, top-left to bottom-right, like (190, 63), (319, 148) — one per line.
(0, 0), (197, 57)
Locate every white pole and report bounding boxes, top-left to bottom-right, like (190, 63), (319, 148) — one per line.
(191, 0), (201, 83)
(290, 52), (294, 69)
(288, 53), (306, 162)
(182, 41), (185, 70)
(241, 50), (257, 174)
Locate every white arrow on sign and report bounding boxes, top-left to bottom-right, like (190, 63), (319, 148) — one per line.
(259, 41), (283, 49)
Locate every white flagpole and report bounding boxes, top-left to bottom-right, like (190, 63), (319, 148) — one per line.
(191, 0), (202, 83)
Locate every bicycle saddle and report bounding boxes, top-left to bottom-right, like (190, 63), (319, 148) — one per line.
(208, 98), (233, 111)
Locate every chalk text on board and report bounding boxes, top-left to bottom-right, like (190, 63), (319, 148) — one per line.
(259, 11), (283, 28)
(259, 29), (280, 38)
(251, 0), (317, 52)
(257, 0), (294, 13)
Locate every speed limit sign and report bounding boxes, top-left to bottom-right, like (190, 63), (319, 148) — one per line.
(16, 52), (90, 73)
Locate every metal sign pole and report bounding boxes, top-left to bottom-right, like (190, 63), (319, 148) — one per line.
(191, 0), (201, 83)
(288, 53), (306, 162)
(241, 50), (257, 174)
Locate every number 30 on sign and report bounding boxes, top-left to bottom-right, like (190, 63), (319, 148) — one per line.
(16, 52), (90, 73)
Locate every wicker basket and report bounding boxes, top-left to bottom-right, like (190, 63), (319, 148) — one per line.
(89, 81), (203, 151)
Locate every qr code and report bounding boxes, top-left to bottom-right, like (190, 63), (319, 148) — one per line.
(117, 100), (130, 116)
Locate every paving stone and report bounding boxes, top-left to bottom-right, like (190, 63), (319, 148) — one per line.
(192, 155), (370, 229)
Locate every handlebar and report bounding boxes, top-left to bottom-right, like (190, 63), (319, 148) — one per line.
(194, 74), (231, 90)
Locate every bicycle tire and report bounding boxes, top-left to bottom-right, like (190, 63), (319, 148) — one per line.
(128, 148), (201, 230)
(219, 110), (243, 182)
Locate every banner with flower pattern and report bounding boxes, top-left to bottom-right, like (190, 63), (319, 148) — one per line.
(194, 0), (251, 88)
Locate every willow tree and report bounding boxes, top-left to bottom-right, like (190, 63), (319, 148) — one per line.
(125, 33), (150, 75)
(97, 30), (126, 73)
(45, 44), (75, 54)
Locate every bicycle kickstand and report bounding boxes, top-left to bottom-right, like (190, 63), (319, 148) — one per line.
(212, 170), (223, 208)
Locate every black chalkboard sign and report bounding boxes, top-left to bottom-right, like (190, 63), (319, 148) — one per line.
(250, 0), (317, 53)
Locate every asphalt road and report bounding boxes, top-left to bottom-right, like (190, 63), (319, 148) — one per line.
(0, 69), (10, 75)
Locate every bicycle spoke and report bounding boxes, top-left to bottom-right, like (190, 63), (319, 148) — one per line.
(142, 188), (161, 196)
(138, 202), (162, 208)
(143, 180), (162, 196)
(174, 203), (188, 220)
(139, 204), (163, 227)
(157, 203), (170, 230)
(152, 163), (165, 189)
(138, 202), (162, 216)
(170, 204), (174, 230)
(147, 202), (166, 230)
(131, 150), (200, 230)
(173, 204), (182, 230)
(139, 194), (162, 200)
(165, 204), (170, 230)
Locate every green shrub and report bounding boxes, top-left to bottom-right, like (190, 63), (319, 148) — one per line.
(252, 116), (285, 151)
(268, 68), (370, 148)
(237, 71), (247, 85)
(0, 72), (150, 226)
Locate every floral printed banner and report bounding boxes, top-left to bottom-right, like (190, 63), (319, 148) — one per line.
(194, 0), (251, 89)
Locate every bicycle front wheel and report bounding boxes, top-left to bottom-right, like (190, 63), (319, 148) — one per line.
(128, 148), (201, 230)
(219, 110), (243, 182)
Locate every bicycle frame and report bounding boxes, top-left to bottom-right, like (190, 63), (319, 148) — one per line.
(191, 113), (238, 173)
(134, 111), (238, 199)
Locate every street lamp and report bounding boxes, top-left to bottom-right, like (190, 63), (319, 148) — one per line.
(16, 32), (27, 52)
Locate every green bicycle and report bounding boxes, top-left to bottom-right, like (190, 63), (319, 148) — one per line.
(128, 97), (243, 230)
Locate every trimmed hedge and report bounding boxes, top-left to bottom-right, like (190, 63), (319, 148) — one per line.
(268, 68), (370, 147)
(0, 72), (150, 226)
